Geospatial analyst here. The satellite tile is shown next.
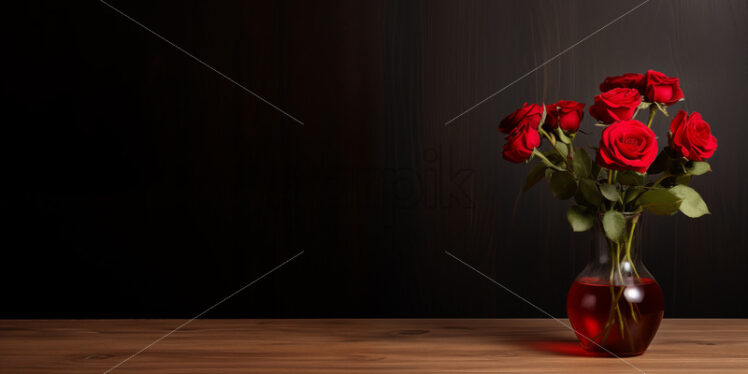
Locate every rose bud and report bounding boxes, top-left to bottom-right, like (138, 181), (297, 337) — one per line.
(668, 110), (717, 161)
(503, 124), (541, 163)
(599, 73), (646, 94)
(596, 120), (658, 173)
(645, 70), (684, 106)
(545, 100), (585, 132)
(589, 88), (642, 124)
(499, 103), (544, 134)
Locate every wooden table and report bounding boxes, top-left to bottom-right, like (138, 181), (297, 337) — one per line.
(1, 319), (746, 373)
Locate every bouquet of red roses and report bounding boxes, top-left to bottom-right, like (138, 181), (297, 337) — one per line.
(499, 70), (717, 355)
(501, 69), (716, 232)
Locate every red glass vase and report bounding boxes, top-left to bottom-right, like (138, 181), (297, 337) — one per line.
(567, 212), (664, 356)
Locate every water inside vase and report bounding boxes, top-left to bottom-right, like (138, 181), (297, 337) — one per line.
(567, 276), (664, 356)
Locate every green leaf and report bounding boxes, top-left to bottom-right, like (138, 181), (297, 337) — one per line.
(545, 145), (568, 159)
(573, 148), (592, 179)
(655, 102), (669, 116)
(539, 104), (548, 127)
(556, 127), (572, 144)
(669, 185), (710, 218)
(543, 151), (562, 164)
(550, 171), (577, 200)
(599, 183), (621, 202)
(687, 161), (711, 176)
(624, 186), (646, 204)
(637, 101), (652, 110)
(522, 163), (547, 192)
(574, 189), (587, 207)
(617, 171), (645, 186)
(675, 175), (692, 186)
(576, 178), (602, 207)
(602, 210), (626, 241)
(637, 189), (682, 215)
(534, 149), (565, 172)
(567, 206), (595, 232)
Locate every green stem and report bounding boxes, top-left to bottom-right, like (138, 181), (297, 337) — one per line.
(600, 225), (645, 348)
(538, 127), (574, 171)
(611, 171), (625, 209)
(616, 301), (626, 339)
(625, 216), (641, 279)
(616, 242), (624, 282)
(609, 244), (616, 284)
(629, 300), (639, 323)
(646, 105), (657, 128)
(600, 287), (625, 344)
(569, 141), (575, 158)
(623, 217), (641, 324)
(532, 149), (565, 172)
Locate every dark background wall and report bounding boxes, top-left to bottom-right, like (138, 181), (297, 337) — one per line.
(2, 0), (746, 318)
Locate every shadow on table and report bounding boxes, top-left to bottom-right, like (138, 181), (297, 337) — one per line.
(491, 326), (608, 358)
(523, 338), (593, 357)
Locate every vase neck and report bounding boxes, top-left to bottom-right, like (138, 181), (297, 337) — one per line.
(582, 212), (652, 285)
(593, 212), (643, 260)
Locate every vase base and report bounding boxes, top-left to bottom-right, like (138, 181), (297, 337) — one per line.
(567, 278), (664, 357)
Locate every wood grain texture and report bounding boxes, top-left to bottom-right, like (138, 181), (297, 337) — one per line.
(1, 319), (747, 373)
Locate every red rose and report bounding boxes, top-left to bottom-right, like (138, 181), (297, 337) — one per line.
(668, 110), (717, 161)
(600, 73), (646, 93)
(546, 100), (585, 132)
(596, 120), (658, 173)
(645, 70), (684, 105)
(589, 88), (642, 124)
(499, 103), (543, 134)
(503, 124), (541, 163)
